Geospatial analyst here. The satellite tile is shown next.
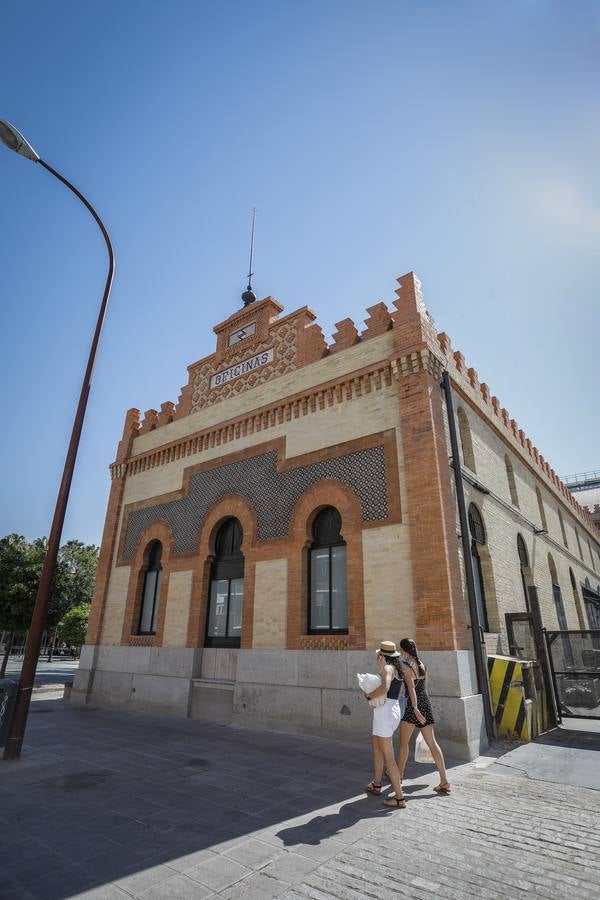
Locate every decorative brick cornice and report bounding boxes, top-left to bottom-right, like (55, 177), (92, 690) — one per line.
(396, 348), (445, 381)
(110, 360), (395, 480)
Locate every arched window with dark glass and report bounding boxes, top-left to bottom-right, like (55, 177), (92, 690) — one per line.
(548, 554), (568, 630)
(569, 568), (586, 630)
(549, 553), (573, 664)
(309, 507), (348, 633)
(206, 518), (244, 648)
(468, 503), (489, 632)
(517, 534), (530, 610)
(457, 407), (476, 473)
(138, 541), (163, 635)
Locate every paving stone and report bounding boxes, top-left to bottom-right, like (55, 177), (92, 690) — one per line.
(261, 851), (321, 883)
(218, 870), (292, 899)
(137, 873), (214, 899)
(71, 886), (131, 900)
(165, 846), (220, 873)
(185, 855), (251, 891)
(223, 837), (284, 870)
(114, 862), (178, 897)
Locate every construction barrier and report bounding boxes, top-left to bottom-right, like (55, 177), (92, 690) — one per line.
(487, 655), (548, 741)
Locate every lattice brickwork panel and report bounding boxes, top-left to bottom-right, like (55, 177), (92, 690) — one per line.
(123, 445), (388, 559)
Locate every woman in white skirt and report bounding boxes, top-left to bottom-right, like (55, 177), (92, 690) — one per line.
(363, 640), (407, 809)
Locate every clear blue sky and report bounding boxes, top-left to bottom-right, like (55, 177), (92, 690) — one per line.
(1, 1), (599, 547)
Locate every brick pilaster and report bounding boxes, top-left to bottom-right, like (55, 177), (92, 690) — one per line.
(393, 274), (469, 651)
(86, 409), (139, 644)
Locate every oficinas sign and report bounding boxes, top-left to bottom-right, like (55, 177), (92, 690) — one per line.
(210, 348), (274, 389)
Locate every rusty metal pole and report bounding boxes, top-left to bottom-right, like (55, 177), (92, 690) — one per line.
(1, 142), (114, 759)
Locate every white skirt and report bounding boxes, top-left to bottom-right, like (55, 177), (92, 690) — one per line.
(372, 698), (401, 738)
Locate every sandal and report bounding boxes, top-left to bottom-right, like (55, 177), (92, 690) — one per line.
(383, 794), (406, 809)
(433, 782), (451, 794)
(365, 781), (382, 795)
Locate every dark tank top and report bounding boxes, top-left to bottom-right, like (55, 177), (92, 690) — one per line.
(386, 673), (403, 700)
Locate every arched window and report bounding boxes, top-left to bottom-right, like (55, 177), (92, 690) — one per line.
(569, 568), (586, 630)
(535, 487), (548, 533)
(588, 540), (597, 572)
(585, 576), (591, 589)
(138, 541), (163, 635)
(548, 554), (567, 630)
(517, 534), (530, 610)
(576, 529), (584, 560)
(505, 455), (519, 507)
(457, 407), (476, 472)
(206, 518), (244, 648)
(468, 503), (489, 631)
(557, 508), (568, 548)
(309, 507), (348, 633)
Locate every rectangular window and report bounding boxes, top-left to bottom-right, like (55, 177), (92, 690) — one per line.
(207, 579), (229, 638)
(331, 546), (348, 630)
(206, 578), (243, 647)
(228, 578), (244, 637)
(552, 584), (568, 631)
(309, 546), (348, 633)
(139, 569), (162, 634)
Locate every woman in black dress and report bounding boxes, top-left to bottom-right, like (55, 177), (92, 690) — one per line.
(397, 638), (450, 794)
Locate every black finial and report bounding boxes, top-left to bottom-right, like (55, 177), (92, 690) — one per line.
(242, 208), (257, 307)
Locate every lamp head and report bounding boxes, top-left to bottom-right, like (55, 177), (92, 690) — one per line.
(0, 119), (40, 162)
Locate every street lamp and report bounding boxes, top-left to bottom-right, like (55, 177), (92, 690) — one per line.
(0, 119), (115, 760)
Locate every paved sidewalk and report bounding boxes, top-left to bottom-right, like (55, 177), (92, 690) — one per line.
(0, 700), (599, 900)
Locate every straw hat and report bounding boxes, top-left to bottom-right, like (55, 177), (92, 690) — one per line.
(376, 640), (401, 658)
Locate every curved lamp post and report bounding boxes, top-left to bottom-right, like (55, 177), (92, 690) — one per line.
(0, 120), (114, 760)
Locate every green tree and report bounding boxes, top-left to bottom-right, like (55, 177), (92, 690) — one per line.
(59, 603), (90, 646)
(0, 534), (98, 634)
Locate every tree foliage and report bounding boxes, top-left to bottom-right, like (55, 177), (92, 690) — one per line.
(60, 603), (91, 646)
(0, 534), (98, 634)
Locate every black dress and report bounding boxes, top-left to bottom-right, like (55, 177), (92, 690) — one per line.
(401, 665), (435, 728)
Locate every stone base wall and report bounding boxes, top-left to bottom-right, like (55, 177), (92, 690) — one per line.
(73, 646), (487, 761)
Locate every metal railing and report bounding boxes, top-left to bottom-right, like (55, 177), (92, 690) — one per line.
(562, 470), (600, 492)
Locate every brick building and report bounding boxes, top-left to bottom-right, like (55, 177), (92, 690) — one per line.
(73, 273), (600, 759)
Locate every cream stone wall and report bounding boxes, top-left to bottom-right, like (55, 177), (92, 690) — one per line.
(133, 332), (395, 456)
(106, 365), (411, 651)
(119, 382), (402, 509)
(453, 400), (600, 647)
(163, 570), (194, 647)
(252, 559), (288, 649)
(100, 565), (131, 644)
(362, 524), (415, 647)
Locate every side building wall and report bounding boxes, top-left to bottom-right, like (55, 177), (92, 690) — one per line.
(440, 341), (600, 653)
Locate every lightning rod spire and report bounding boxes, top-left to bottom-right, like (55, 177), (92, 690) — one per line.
(241, 208), (257, 307)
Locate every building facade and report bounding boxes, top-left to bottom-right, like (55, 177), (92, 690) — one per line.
(73, 273), (600, 759)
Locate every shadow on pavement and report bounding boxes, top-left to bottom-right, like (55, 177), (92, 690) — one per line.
(0, 699), (463, 900)
(535, 725), (600, 751)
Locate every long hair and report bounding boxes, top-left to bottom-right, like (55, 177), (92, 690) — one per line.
(400, 638), (426, 677)
(381, 653), (404, 680)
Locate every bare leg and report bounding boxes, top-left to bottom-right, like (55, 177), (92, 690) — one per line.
(380, 738), (404, 804)
(396, 721), (414, 780)
(421, 725), (448, 786)
(371, 735), (384, 785)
